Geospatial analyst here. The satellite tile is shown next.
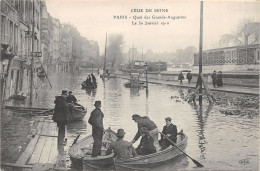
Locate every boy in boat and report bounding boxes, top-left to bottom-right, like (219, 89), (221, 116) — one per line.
(88, 101), (104, 157)
(159, 117), (177, 150)
(67, 91), (77, 104)
(106, 129), (137, 159)
(131, 114), (160, 152)
(135, 127), (156, 155)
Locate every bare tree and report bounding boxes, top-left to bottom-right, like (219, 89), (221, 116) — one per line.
(219, 18), (259, 47)
(106, 34), (124, 69)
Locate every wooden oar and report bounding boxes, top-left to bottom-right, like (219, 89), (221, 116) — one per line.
(159, 132), (204, 167)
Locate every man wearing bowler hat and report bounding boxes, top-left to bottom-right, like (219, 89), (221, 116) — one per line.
(106, 129), (137, 159)
(131, 114), (160, 152)
(159, 117), (177, 150)
(88, 101), (104, 157)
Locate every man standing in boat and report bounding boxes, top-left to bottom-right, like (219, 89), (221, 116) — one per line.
(131, 114), (160, 152)
(106, 129), (137, 159)
(159, 117), (177, 150)
(88, 101), (104, 157)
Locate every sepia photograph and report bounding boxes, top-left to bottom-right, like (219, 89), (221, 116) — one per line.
(0, 0), (259, 170)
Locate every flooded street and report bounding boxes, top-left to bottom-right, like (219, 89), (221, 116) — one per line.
(31, 70), (259, 170)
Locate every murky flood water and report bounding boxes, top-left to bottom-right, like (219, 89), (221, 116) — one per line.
(31, 70), (259, 170)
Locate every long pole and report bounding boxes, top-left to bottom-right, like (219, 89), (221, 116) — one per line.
(103, 32), (107, 73)
(30, 0), (35, 105)
(199, 1), (203, 105)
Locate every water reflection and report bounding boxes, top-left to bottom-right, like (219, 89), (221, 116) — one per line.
(194, 103), (214, 160)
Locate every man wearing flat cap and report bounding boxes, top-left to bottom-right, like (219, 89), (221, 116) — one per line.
(88, 101), (104, 157)
(106, 129), (137, 159)
(131, 114), (160, 152)
(159, 117), (177, 150)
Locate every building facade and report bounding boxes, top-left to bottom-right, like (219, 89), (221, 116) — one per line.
(1, 0), (41, 103)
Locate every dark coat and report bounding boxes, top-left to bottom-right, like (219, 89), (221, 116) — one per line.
(136, 135), (156, 155)
(53, 96), (71, 123)
(211, 72), (217, 80)
(88, 108), (104, 133)
(178, 73), (184, 80)
(159, 123), (177, 150)
(106, 138), (134, 159)
(67, 95), (77, 104)
(186, 73), (192, 80)
(133, 116), (157, 142)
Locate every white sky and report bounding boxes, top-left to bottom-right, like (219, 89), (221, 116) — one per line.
(45, 0), (260, 55)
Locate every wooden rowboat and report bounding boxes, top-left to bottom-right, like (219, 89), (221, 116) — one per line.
(114, 132), (187, 171)
(81, 81), (97, 89)
(68, 128), (118, 169)
(69, 103), (87, 121)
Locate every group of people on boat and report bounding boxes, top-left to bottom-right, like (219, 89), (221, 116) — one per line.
(53, 90), (78, 126)
(84, 73), (97, 88)
(88, 100), (177, 159)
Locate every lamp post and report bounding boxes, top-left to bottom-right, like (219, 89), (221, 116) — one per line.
(144, 63), (148, 93)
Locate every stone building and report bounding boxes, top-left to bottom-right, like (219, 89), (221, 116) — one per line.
(1, 0), (41, 104)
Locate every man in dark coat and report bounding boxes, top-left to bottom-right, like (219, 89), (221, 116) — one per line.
(53, 90), (71, 127)
(88, 101), (104, 157)
(178, 71), (184, 84)
(136, 127), (156, 155)
(131, 114), (159, 152)
(106, 129), (137, 159)
(91, 73), (97, 87)
(67, 91), (77, 104)
(211, 70), (217, 87)
(216, 71), (223, 87)
(159, 117), (177, 150)
(186, 72), (192, 84)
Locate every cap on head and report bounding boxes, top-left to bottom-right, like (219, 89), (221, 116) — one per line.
(94, 100), (101, 107)
(132, 114), (140, 120)
(62, 90), (67, 95)
(165, 117), (171, 121)
(116, 128), (125, 137)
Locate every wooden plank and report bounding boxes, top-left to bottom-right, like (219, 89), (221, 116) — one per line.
(16, 135), (40, 165)
(32, 163), (55, 171)
(2, 162), (33, 169)
(36, 121), (44, 135)
(48, 137), (58, 163)
(4, 105), (51, 110)
(38, 137), (54, 163)
(28, 136), (46, 164)
(41, 121), (50, 136)
(48, 122), (57, 137)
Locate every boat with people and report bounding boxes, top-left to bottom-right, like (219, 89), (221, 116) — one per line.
(69, 129), (188, 170)
(124, 72), (145, 88)
(68, 128), (118, 169)
(81, 81), (97, 89)
(114, 131), (188, 170)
